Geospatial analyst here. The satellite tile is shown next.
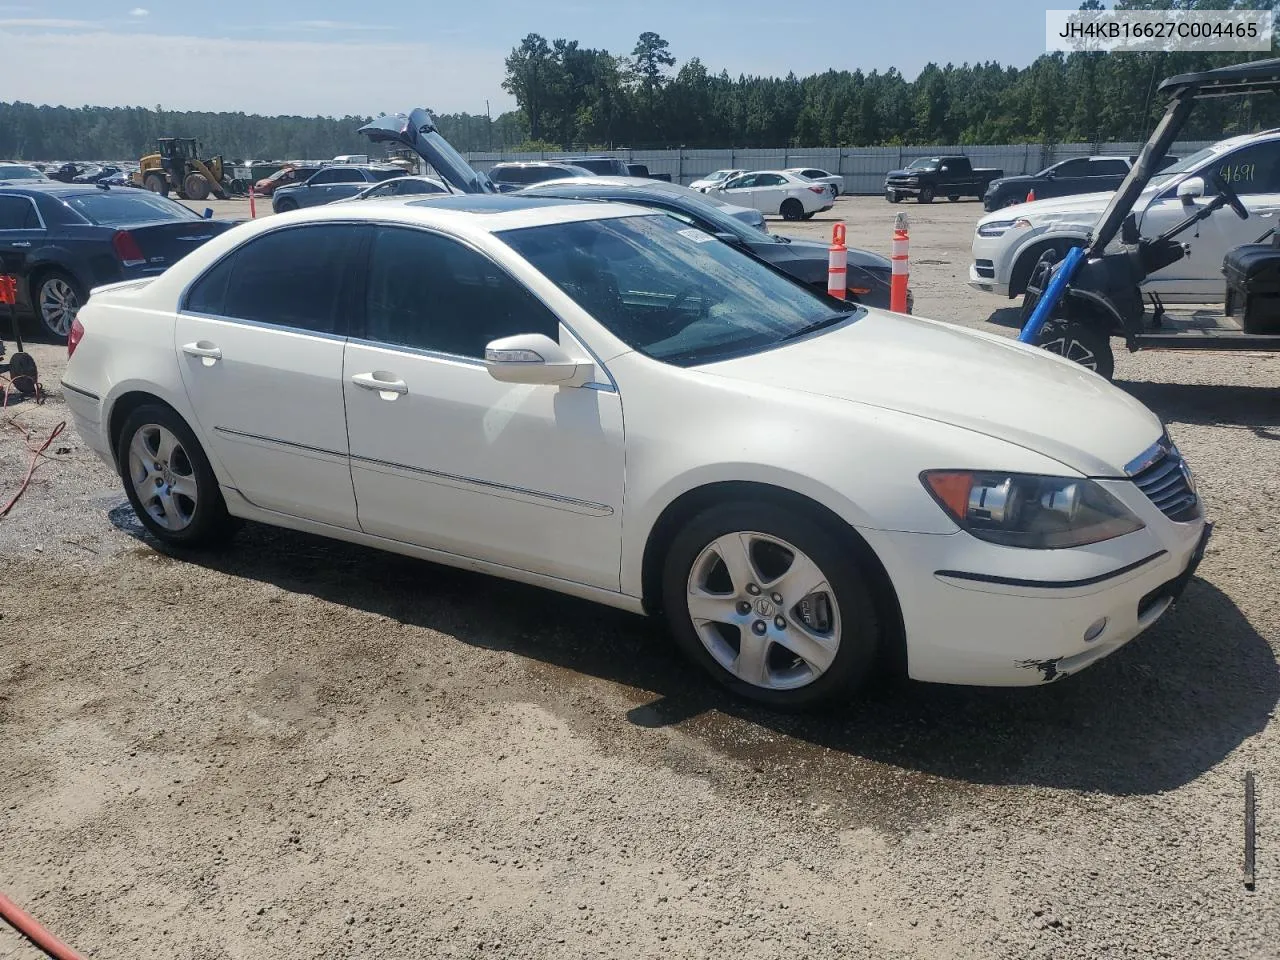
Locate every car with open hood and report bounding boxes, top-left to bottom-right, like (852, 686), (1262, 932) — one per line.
(62, 189), (1207, 707)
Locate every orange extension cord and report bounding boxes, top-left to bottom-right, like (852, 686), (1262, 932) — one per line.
(0, 891), (88, 960)
(0, 373), (66, 520)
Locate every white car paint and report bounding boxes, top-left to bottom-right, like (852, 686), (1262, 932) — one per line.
(969, 131), (1280, 302)
(688, 169), (744, 192)
(62, 199), (1206, 695)
(708, 171), (834, 219)
(784, 167), (843, 196)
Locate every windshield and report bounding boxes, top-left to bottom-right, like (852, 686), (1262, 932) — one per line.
(0, 165), (45, 180)
(907, 158), (938, 171)
(1149, 145), (1219, 185)
(499, 214), (855, 367)
(706, 170), (735, 181)
(64, 191), (202, 225)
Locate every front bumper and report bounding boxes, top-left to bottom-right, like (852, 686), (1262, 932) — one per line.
(967, 262), (1009, 297)
(863, 485), (1209, 687)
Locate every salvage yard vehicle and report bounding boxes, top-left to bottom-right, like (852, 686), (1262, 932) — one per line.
(785, 167), (844, 196)
(271, 165), (406, 212)
(1000, 58), (1280, 378)
(708, 170), (834, 221)
(982, 155), (1179, 212)
(63, 194), (1207, 706)
(338, 175), (448, 202)
(486, 161), (596, 192)
(520, 177), (903, 308)
(253, 164), (320, 197)
(689, 169), (745, 192)
(0, 163), (50, 185)
(885, 156), (1003, 204)
(0, 184), (231, 339)
(134, 138), (232, 201)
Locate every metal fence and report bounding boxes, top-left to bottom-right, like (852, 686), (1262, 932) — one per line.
(461, 142), (1215, 194)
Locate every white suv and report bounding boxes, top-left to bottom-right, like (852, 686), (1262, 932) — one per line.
(970, 131), (1280, 304)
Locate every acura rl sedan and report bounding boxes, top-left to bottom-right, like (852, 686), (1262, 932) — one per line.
(61, 196), (1208, 707)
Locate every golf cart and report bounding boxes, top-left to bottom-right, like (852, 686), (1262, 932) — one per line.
(1020, 58), (1280, 378)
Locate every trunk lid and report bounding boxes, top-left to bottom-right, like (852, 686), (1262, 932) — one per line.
(117, 219), (234, 269)
(359, 109), (495, 194)
(696, 311), (1162, 477)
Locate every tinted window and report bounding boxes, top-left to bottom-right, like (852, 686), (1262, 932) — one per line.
(1211, 141), (1280, 195)
(373, 168), (404, 181)
(756, 174), (786, 186)
(217, 225), (357, 334)
(1089, 159), (1129, 177)
(185, 251), (236, 315)
(64, 192), (200, 225)
(311, 168), (363, 185)
(802, 169), (827, 179)
(0, 196), (39, 230)
(365, 226), (559, 358)
(0, 165), (44, 181)
(725, 175), (754, 189)
(397, 179), (443, 195)
(1053, 159), (1091, 178)
(501, 215), (849, 367)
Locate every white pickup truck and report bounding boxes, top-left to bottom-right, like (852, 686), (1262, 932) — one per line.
(970, 131), (1280, 304)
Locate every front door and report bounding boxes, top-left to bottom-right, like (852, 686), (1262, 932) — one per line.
(1138, 141), (1280, 301)
(0, 194), (46, 315)
(718, 174), (762, 212)
(343, 225), (625, 589)
(175, 222), (362, 528)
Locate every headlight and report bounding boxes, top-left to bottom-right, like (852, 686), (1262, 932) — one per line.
(921, 471), (1145, 549)
(977, 220), (1014, 238)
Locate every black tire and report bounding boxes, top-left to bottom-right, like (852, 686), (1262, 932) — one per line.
(144, 173), (169, 197)
(275, 197), (298, 213)
(33, 269), (84, 341)
(886, 190), (901, 203)
(780, 198), (804, 221)
(1033, 318), (1115, 380)
(661, 500), (882, 709)
(918, 186), (934, 203)
(947, 194), (960, 202)
(1010, 240), (1082, 298)
(7, 352), (37, 395)
(183, 173), (211, 201)
(801, 211), (816, 220)
(115, 403), (235, 548)
(830, 185), (841, 197)
(1001, 195), (1023, 209)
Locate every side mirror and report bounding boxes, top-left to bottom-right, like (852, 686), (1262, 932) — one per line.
(1178, 176), (1206, 202)
(1044, 169), (1057, 180)
(484, 333), (587, 386)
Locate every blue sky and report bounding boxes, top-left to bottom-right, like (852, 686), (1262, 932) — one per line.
(1, 1), (1066, 116)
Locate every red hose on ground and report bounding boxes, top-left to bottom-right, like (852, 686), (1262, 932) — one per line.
(0, 891), (89, 960)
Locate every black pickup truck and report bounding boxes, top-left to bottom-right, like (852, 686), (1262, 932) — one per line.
(884, 156), (1003, 203)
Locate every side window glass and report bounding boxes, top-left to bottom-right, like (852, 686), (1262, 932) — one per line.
(185, 251), (237, 315)
(0, 196), (34, 230)
(1054, 159), (1089, 177)
(222, 225), (357, 334)
(309, 169), (335, 185)
(1090, 159), (1129, 177)
(1213, 142), (1280, 195)
(365, 226), (559, 359)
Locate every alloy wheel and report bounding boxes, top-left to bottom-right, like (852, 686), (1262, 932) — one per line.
(38, 278), (79, 338)
(685, 531), (842, 691)
(127, 423), (199, 531)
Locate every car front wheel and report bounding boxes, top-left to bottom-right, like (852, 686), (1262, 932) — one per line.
(275, 197), (298, 212)
(662, 501), (881, 708)
(1033, 318), (1116, 380)
(117, 404), (235, 548)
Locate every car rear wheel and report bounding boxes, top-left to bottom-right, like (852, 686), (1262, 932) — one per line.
(780, 198), (804, 221)
(35, 270), (83, 340)
(802, 211), (816, 220)
(947, 195), (960, 202)
(275, 197), (299, 212)
(662, 500), (881, 708)
(1033, 319), (1115, 380)
(918, 186), (934, 203)
(117, 404), (235, 548)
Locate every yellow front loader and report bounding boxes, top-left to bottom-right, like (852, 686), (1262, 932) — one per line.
(132, 138), (229, 201)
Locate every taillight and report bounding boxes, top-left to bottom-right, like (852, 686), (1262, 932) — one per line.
(112, 230), (146, 267)
(808, 186), (827, 194)
(67, 316), (85, 358)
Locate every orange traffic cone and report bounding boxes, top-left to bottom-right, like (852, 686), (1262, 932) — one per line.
(1026, 188), (1036, 202)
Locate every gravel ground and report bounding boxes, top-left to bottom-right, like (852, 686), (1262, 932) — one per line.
(0, 196), (1276, 960)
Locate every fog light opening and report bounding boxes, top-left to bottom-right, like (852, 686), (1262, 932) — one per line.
(1083, 617), (1108, 643)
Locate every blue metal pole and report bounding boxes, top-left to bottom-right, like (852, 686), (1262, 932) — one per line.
(1018, 245), (1086, 344)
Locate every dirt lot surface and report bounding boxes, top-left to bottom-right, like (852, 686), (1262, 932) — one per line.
(1, 196), (1277, 960)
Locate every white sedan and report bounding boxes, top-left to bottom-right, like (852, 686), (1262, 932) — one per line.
(785, 167), (844, 196)
(708, 171), (834, 220)
(62, 197), (1208, 707)
(688, 169), (744, 192)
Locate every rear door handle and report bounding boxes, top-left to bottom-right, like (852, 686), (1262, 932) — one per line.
(10, 242), (30, 248)
(182, 341), (222, 366)
(351, 371), (408, 398)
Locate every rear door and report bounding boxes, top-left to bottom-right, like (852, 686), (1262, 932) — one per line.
(718, 174), (761, 210)
(1044, 158), (1091, 199)
(0, 194), (45, 310)
(1083, 158), (1130, 194)
(753, 173), (788, 212)
(175, 222), (364, 527)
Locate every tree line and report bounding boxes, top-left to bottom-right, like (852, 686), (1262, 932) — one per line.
(2, 0), (1277, 162)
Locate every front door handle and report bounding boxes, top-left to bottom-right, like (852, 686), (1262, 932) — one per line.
(10, 241), (30, 248)
(351, 371), (408, 398)
(182, 341), (222, 366)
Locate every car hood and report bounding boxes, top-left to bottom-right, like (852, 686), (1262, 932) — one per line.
(773, 236), (889, 272)
(696, 310), (1161, 476)
(978, 188), (1158, 226)
(359, 109), (494, 194)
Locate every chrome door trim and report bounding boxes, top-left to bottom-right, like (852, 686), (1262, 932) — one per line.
(213, 426), (348, 462)
(349, 453), (615, 517)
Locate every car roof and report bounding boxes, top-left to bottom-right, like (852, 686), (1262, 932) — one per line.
(532, 176), (659, 189)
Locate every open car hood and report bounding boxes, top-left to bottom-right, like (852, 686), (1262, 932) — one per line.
(358, 109), (495, 194)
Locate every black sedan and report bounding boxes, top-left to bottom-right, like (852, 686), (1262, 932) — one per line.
(519, 177), (901, 309)
(0, 184), (233, 339)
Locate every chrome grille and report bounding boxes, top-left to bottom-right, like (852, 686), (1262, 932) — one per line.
(1130, 445), (1200, 522)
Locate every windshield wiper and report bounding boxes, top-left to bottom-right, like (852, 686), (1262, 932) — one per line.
(778, 313), (852, 342)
